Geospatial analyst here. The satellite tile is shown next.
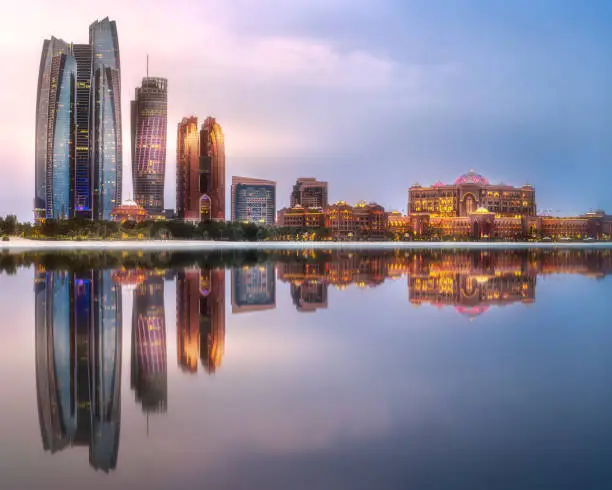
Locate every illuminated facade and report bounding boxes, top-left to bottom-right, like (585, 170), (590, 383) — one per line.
(131, 78), (168, 216)
(290, 177), (329, 209)
(35, 18), (122, 221)
(176, 268), (226, 373)
(231, 176), (276, 224)
(110, 199), (149, 223)
(277, 205), (325, 228)
(409, 170), (536, 218)
(131, 273), (167, 412)
(199, 117), (225, 221)
(35, 269), (122, 471)
(231, 263), (276, 313)
(176, 117), (200, 221)
(325, 201), (387, 239)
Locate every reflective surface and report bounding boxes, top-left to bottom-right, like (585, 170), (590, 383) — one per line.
(2, 249), (612, 489)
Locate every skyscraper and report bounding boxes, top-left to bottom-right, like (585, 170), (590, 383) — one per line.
(34, 18), (122, 221)
(90, 18), (122, 220)
(231, 176), (276, 224)
(176, 117), (200, 221)
(199, 117), (225, 221)
(35, 37), (70, 221)
(131, 77), (168, 216)
(290, 177), (329, 209)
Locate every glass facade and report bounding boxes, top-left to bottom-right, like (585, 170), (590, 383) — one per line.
(46, 54), (75, 220)
(35, 37), (69, 221)
(231, 264), (276, 313)
(35, 18), (122, 222)
(90, 18), (122, 220)
(131, 78), (168, 215)
(231, 176), (276, 224)
(199, 117), (225, 221)
(176, 117), (199, 219)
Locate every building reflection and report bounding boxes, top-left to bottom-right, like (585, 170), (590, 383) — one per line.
(176, 268), (225, 373)
(231, 263), (276, 313)
(277, 249), (612, 316)
(34, 268), (121, 472)
(131, 272), (167, 413)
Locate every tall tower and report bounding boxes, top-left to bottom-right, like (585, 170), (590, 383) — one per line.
(34, 18), (122, 221)
(90, 18), (122, 220)
(199, 117), (225, 221)
(131, 77), (168, 217)
(35, 37), (70, 221)
(176, 117), (199, 220)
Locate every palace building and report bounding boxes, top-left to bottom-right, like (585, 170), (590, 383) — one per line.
(408, 171), (612, 240)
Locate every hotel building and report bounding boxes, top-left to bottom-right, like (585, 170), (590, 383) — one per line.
(231, 176), (276, 225)
(231, 263), (276, 313)
(176, 116), (226, 221)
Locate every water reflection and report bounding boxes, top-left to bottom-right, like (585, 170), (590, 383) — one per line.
(27, 249), (612, 476)
(35, 269), (121, 472)
(176, 268), (225, 373)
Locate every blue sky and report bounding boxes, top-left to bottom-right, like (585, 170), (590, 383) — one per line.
(0, 0), (610, 220)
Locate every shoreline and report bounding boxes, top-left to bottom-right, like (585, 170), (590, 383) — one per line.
(2, 238), (612, 252)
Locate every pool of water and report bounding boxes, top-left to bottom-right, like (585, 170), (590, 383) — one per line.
(1, 248), (612, 489)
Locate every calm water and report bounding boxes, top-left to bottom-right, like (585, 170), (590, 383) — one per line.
(2, 249), (612, 489)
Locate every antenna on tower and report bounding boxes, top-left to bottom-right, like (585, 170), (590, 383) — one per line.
(146, 54), (149, 77)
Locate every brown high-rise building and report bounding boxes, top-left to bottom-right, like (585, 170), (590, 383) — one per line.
(290, 177), (328, 209)
(176, 117), (200, 221)
(199, 117), (225, 221)
(176, 269), (201, 373)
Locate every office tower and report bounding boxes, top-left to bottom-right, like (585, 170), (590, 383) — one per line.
(35, 269), (122, 471)
(231, 176), (276, 224)
(290, 177), (329, 209)
(176, 268), (226, 373)
(90, 18), (122, 220)
(34, 18), (122, 221)
(231, 263), (276, 313)
(131, 78), (168, 216)
(199, 117), (225, 221)
(176, 117), (200, 220)
(131, 273), (167, 412)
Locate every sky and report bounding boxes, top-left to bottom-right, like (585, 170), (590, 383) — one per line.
(0, 0), (611, 221)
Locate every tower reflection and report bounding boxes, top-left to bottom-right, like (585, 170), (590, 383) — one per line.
(176, 268), (226, 373)
(34, 268), (121, 472)
(131, 272), (167, 413)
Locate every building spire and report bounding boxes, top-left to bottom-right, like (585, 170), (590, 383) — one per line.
(146, 54), (149, 77)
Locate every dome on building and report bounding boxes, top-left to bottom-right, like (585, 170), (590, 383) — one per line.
(455, 305), (490, 319)
(433, 180), (445, 188)
(473, 207), (491, 214)
(455, 170), (489, 186)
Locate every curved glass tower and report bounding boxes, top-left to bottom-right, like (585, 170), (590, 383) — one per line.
(131, 78), (168, 216)
(35, 37), (69, 221)
(47, 54), (76, 219)
(90, 18), (122, 220)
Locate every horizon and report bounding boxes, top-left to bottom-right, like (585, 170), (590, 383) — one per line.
(1, 0), (611, 221)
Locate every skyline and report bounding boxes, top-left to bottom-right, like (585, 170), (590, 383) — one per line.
(2, 0), (612, 221)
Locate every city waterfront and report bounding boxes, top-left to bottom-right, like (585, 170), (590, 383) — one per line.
(1, 248), (612, 489)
